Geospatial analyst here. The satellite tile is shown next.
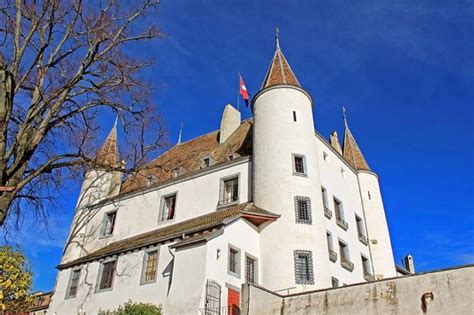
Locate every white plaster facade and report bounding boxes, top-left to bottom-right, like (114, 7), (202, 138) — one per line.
(49, 42), (399, 315)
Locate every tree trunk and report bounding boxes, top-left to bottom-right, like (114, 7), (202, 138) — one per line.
(0, 192), (14, 226)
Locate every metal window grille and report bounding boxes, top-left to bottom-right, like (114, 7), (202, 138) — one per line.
(99, 260), (116, 290)
(144, 250), (158, 282)
(229, 248), (239, 273)
(294, 156), (305, 174)
(68, 269), (81, 297)
(161, 195), (176, 221)
(204, 280), (221, 315)
(246, 256), (256, 284)
(294, 250), (314, 284)
(295, 196), (312, 224)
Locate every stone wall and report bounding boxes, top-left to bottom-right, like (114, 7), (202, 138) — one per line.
(241, 265), (474, 315)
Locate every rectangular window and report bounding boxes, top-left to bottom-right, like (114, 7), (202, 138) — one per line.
(293, 111), (297, 122)
(98, 260), (116, 291)
(101, 211), (117, 237)
(362, 255), (371, 275)
(142, 250), (159, 284)
(321, 187), (329, 210)
(160, 194), (176, 222)
(327, 232), (337, 262)
(220, 176), (239, 206)
(356, 215), (368, 244)
(334, 198), (344, 220)
(339, 241), (349, 262)
(293, 154), (306, 176)
(246, 255), (257, 284)
(294, 250), (314, 284)
(228, 246), (240, 276)
(331, 277), (339, 288)
(294, 196), (312, 224)
(66, 269), (81, 298)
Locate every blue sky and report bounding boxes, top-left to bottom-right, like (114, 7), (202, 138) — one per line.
(2, 0), (473, 292)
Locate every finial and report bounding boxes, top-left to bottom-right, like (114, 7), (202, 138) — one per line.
(275, 26), (280, 49)
(342, 106), (348, 127)
(177, 122), (183, 144)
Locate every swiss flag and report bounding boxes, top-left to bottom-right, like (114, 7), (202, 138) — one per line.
(239, 74), (249, 107)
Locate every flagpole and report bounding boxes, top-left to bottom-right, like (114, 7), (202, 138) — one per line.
(237, 73), (240, 111)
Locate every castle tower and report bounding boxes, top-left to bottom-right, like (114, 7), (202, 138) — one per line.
(77, 119), (122, 208)
(252, 33), (332, 291)
(342, 115), (396, 279)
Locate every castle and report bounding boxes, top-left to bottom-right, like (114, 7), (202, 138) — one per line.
(49, 37), (400, 314)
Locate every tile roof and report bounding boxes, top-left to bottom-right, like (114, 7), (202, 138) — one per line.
(58, 202), (277, 269)
(96, 120), (119, 166)
(343, 124), (371, 171)
(27, 291), (52, 312)
(121, 120), (253, 194)
(261, 46), (301, 89)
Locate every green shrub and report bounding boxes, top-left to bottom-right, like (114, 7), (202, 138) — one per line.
(98, 300), (163, 315)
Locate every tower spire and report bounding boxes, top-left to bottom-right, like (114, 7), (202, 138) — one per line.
(342, 107), (370, 171)
(96, 118), (119, 167)
(261, 28), (301, 89)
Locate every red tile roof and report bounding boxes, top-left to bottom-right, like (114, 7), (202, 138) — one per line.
(262, 46), (301, 89)
(96, 121), (119, 166)
(343, 124), (371, 171)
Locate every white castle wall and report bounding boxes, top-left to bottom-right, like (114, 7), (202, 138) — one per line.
(252, 86), (332, 292)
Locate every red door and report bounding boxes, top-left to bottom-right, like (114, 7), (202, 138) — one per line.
(228, 288), (240, 315)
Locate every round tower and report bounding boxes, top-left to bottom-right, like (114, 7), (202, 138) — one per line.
(252, 36), (331, 291)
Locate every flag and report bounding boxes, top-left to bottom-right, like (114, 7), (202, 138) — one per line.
(239, 74), (249, 107)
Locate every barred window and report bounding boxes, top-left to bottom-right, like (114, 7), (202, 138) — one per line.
(295, 196), (312, 224)
(294, 250), (314, 284)
(143, 250), (159, 283)
(67, 269), (81, 298)
(98, 260), (116, 291)
(246, 256), (257, 284)
(160, 194), (176, 222)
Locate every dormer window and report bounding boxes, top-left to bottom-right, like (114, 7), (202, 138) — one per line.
(202, 156), (215, 168)
(228, 154), (234, 161)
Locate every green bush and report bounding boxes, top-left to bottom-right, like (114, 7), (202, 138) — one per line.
(98, 300), (163, 315)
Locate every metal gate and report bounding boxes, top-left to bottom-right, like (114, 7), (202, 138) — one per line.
(204, 279), (221, 315)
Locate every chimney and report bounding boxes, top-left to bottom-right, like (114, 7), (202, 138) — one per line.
(330, 131), (342, 155)
(403, 254), (415, 273)
(219, 104), (241, 144)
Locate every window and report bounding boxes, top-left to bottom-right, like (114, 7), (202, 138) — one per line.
(323, 152), (328, 161)
(368, 191), (371, 200)
(334, 197), (348, 230)
(327, 231), (337, 262)
(203, 157), (210, 167)
(322, 187), (331, 219)
(356, 215), (368, 245)
(246, 255), (257, 284)
(292, 154), (307, 176)
(331, 277), (339, 288)
(293, 111), (297, 122)
(160, 194), (177, 222)
(219, 176), (239, 206)
(141, 249), (159, 284)
(100, 211), (117, 237)
(228, 246), (240, 276)
(339, 240), (354, 271)
(294, 196), (312, 224)
(362, 255), (371, 275)
(66, 269), (81, 298)
(97, 260), (116, 291)
(294, 250), (314, 284)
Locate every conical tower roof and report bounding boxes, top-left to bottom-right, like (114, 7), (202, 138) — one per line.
(261, 30), (301, 89)
(96, 119), (119, 167)
(342, 112), (371, 171)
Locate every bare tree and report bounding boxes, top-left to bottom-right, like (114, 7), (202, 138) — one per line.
(0, 0), (166, 227)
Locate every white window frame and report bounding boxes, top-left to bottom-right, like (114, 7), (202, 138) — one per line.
(228, 244), (241, 278)
(292, 153), (308, 177)
(140, 247), (160, 285)
(65, 268), (81, 299)
(96, 258), (117, 293)
(159, 192), (178, 223)
(100, 210), (117, 238)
